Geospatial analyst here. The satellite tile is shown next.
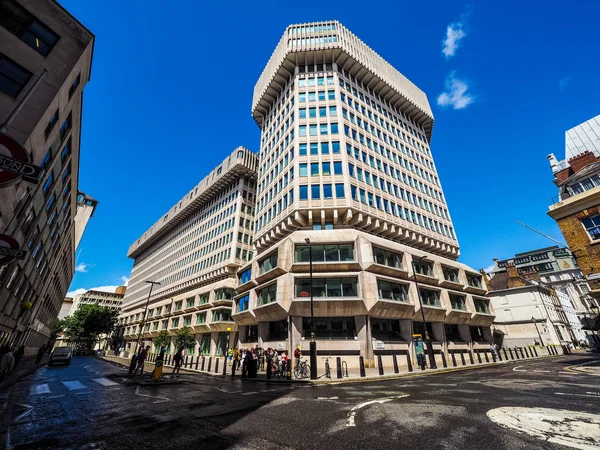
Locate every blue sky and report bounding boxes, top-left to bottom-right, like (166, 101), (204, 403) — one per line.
(63, 0), (600, 295)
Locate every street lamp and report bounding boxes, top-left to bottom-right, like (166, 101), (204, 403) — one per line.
(532, 316), (544, 346)
(411, 255), (437, 370)
(305, 237), (317, 380)
(129, 280), (160, 374)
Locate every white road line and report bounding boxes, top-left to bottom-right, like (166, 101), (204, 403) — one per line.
(62, 380), (87, 391)
(134, 386), (170, 403)
(512, 366), (527, 372)
(347, 395), (409, 427)
(317, 396), (339, 400)
(13, 404), (33, 422)
(559, 372), (575, 375)
(555, 392), (600, 398)
(92, 378), (118, 387)
(533, 370), (551, 373)
(30, 384), (51, 395)
(48, 395), (64, 399)
(241, 391), (258, 396)
(75, 391), (92, 395)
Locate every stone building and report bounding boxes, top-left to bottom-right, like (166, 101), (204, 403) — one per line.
(0, 0), (94, 355)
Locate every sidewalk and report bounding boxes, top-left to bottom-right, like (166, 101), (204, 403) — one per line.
(0, 355), (48, 398)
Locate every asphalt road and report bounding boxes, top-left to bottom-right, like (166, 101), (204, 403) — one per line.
(1, 353), (599, 449)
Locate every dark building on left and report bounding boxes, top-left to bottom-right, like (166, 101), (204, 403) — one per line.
(0, 0), (94, 355)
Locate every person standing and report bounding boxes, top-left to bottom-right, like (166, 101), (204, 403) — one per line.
(133, 345), (150, 375)
(13, 345), (25, 370)
(294, 345), (302, 370)
(35, 344), (46, 366)
(172, 349), (183, 376)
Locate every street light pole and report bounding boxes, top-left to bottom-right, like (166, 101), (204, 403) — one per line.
(412, 256), (437, 370)
(532, 316), (544, 346)
(305, 238), (317, 380)
(129, 280), (160, 374)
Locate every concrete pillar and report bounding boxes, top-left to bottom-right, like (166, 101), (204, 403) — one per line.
(210, 332), (218, 357)
(258, 322), (269, 348)
(290, 316), (302, 353)
(356, 316), (372, 367)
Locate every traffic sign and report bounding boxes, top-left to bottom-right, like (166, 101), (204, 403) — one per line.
(0, 234), (28, 266)
(0, 133), (42, 188)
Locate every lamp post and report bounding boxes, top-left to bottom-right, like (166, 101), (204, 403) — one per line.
(305, 238), (317, 380)
(129, 280), (160, 374)
(532, 316), (544, 346)
(411, 255), (437, 369)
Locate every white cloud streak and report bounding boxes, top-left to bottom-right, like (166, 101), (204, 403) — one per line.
(75, 263), (89, 273)
(442, 22), (466, 59)
(67, 275), (130, 298)
(437, 72), (475, 110)
(121, 276), (130, 286)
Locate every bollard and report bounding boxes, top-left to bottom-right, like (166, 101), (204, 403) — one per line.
(491, 350), (496, 363)
(336, 357), (343, 379)
(441, 351), (448, 368)
(167, 355), (171, 365)
(484, 352), (490, 363)
(266, 359), (272, 379)
(451, 352), (457, 367)
(223, 357), (228, 376)
(406, 353), (413, 372)
(208, 357), (212, 372)
(524, 347), (530, 358)
(286, 360), (292, 380)
(562, 345), (567, 355)
(519, 347), (525, 359)
(359, 356), (366, 377)
(468, 351), (474, 365)
(392, 355), (399, 374)
(196, 356), (199, 370)
(460, 352), (466, 366)
(231, 359), (236, 377)
(201, 356), (206, 371)
(215, 358), (219, 373)
(503, 349), (508, 360)
(532, 347), (538, 357)
(514, 349), (520, 360)
(508, 348), (514, 360)
(377, 355), (384, 376)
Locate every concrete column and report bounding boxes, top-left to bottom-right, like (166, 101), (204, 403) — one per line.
(210, 332), (218, 357)
(290, 316), (302, 352)
(356, 315), (372, 367)
(258, 322), (269, 348)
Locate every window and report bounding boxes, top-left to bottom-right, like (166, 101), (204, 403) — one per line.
(237, 294), (249, 312)
(183, 315), (192, 326)
(419, 288), (440, 306)
(335, 183), (345, 198)
(212, 309), (232, 322)
(60, 139), (71, 164)
(299, 125), (307, 136)
(322, 162), (330, 175)
(302, 317), (356, 339)
(295, 277), (358, 297)
(257, 283), (277, 306)
(259, 252), (277, 274)
(413, 321), (434, 340)
(186, 297), (195, 308)
(299, 185), (308, 200)
(331, 123), (339, 134)
(299, 163), (308, 177)
(333, 161), (343, 175)
(443, 267), (460, 283)
(413, 259), (434, 277)
(198, 293), (209, 304)
(371, 318), (403, 341)
(311, 163), (319, 176)
(45, 193), (55, 212)
(373, 246), (403, 269)
(268, 320), (288, 340)
(467, 274), (483, 288)
(171, 317), (180, 328)
(299, 108), (306, 118)
(311, 184), (320, 199)
(444, 324), (463, 341)
(0, 1), (59, 56)
(59, 114), (71, 141)
(474, 298), (490, 314)
(470, 326), (485, 342)
(69, 74), (80, 99)
(309, 125), (317, 136)
(175, 300), (183, 311)
(40, 150), (52, 172)
(244, 325), (258, 343)
(449, 294), (466, 310)
(581, 215), (600, 240)
(323, 184), (332, 198)
(309, 107), (316, 118)
(295, 244), (354, 262)
(377, 279), (409, 302)
(0, 53), (32, 98)
(44, 110), (58, 138)
(238, 268), (252, 284)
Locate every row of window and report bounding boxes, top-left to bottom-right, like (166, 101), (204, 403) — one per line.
(298, 183), (345, 200)
(299, 161), (343, 177)
(298, 122), (339, 136)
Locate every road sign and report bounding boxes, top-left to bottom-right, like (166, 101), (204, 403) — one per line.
(0, 133), (42, 188)
(0, 234), (28, 266)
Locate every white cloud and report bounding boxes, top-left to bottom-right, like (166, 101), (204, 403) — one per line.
(442, 23), (466, 59)
(559, 76), (570, 91)
(67, 275), (130, 298)
(121, 276), (130, 286)
(75, 262), (89, 273)
(437, 72), (475, 110)
(483, 263), (496, 274)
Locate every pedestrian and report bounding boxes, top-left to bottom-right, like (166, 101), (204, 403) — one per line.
(133, 345), (150, 375)
(227, 348), (233, 365)
(0, 346), (14, 381)
(13, 345), (24, 370)
(172, 349), (183, 376)
(294, 345), (301, 370)
(35, 344), (46, 366)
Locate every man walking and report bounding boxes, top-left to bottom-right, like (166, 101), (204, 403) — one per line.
(172, 349), (183, 377)
(133, 345), (150, 375)
(35, 344), (46, 367)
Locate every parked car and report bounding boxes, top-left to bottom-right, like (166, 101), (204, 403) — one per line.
(49, 346), (73, 366)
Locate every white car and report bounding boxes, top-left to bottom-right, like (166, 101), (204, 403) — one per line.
(49, 346), (73, 366)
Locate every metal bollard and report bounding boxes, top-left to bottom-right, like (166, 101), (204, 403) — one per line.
(503, 349), (508, 360)
(484, 352), (490, 363)
(406, 353), (413, 372)
(231, 359), (236, 377)
(441, 351), (448, 368)
(196, 356), (199, 370)
(508, 348), (514, 360)
(377, 355), (384, 376)
(524, 347), (530, 358)
(201, 356), (205, 371)
(451, 352), (457, 367)
(477, 351), (482, 363)
(223, 357), (228, 376)
(468, 351), (474, 365)
(460, 352), (466, 366)
(359, 356), (366, 377)
(207, 357), (212, 372)
(286, 360), (292, 380)
(392, 355), (399, 374)
(491, 350), (497, 363)
(532, 347), (538, 357)
(266, 359), (272, 379)
(336, 357), (343, 379)
(214, 358), (219, 374)
(519, 348), (525, 359)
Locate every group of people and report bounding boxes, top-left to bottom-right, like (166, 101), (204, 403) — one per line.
(0, 343), (48, 382)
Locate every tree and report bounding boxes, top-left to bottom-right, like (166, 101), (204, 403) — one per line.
(153, 330), (172, 352)
(61, 304), (119, 351)
(174, 326), (196, 353)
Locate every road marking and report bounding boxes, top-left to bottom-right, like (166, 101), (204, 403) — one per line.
(62, 380), (87, 391)
(512, 366), (527, 372)
(134, 386), (170, 403)
(48, 395), (64, 399)
(555, 392), (600, 399)
(533, 370), (550, 373)
(347, 395), (409, 427)
(316, 396), (339, 400)
(559, 372), (575, 375)
(241, 391), (258, 396)
(75, 391), (92, 395)
(487, 406), (600, 449)
(30, 384), (50, 395)
(13, 404), (33, 422)
(92, 378), (118, 387)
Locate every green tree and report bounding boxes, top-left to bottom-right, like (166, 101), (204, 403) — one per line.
(153, 330), (172, 352)
(174, 326), (196, 353)
(61, 304), (119, 351)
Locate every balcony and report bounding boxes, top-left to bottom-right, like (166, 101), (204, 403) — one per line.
(368, 298), (415, 319)
(255, 266), (286, 285)
(365, 262), (409, 280)
(464, 275), (487, 295)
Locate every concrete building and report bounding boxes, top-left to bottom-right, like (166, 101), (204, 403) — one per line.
(235, 21), (493, 368)
(488, 264), (573, 347)
(565, 114), (600, 160)
(119, 148), (257, 356)
(547, 115), (600, 334)
(490, 245), (592, 343)
(58, 297), (73, 320)
(73, 191), (98, 249)
(0, 0), (94, 355)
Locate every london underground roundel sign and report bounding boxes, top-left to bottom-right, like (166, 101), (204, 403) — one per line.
(0, 234), (28, 266)
(0, 133), (42, 188)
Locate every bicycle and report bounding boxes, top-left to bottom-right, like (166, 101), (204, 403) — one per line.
(294, 359), (310, 379)
(322, 357), (332, 379)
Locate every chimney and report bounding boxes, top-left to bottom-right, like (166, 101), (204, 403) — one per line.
(505, 262), (527, 288)
(568, 150), (597, 174)
(115, 286), (127, 295)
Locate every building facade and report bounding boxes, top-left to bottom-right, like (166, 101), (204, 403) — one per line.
(0, 0), (94, 355)
(236, 21), (493, 368)
(488, 264), (573, 347)
(73, 191), (98, 249)
(119, 148), (257, 356)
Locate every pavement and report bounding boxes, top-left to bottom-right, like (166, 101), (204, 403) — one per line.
(0, 353), (599, 449)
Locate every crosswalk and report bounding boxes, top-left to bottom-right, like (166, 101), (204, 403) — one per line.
(29, 378), (122, 396)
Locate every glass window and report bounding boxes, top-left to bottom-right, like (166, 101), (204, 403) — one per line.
(413, 259), (434, 277)
(257, 283), (277, 306)
(445, 324), (462, 341)
(309, 107), (316, 118)
(467, 274), (483, 288)
(295, 244), (354, 262)
(295, 277), (357, 297)
(581, 215), (600, 240)
(470, 326), (485, 342)
(474, 298), (490, 314)
(333, 162), (342, 175)
(311, 163), (319, 176)
(299, 163), (308, 177)
(320, 124), (328, 135)
(332, 141), (340, 153)
(309, 125), (317, 136)
(299, 108), (306, 118)
(371, 318), (403, 341)
(321, 142), (330, 154)
(299, 93), (306, 102)
(419, 288), (440, 307)
(323, 184), (332, 198)
(299, 125), (307, 136)
(319, 107), (327, 117)
(331, 123), (339, 134)
(42, 173), (54, 195)
(0, 1), (59, 56)
(311, 184), (320, 199)
(322, 162), (331, 175)
(377, 280), (409, 301)
(329, 106), (337, 116)
(318, 91), (325, 101)
(335, 183), (345, 198)
(299, 143), (307, 155)
(310, 143), (318, 155)
(0, 53), (33, 98)
(308, 92), (316, 102)
(212, 309), (232, 322)
(259, 252), (278, 274)
(449, 294), (466, 310)
(443, 267), (460, 283)
(327, 90), (335, 100)
(299, 185), (308, 200)
(267, 320), (288, 340)
(373, 247), (403, 269)
(196, 312), (207, 324)
(302, 317), (356, 339)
